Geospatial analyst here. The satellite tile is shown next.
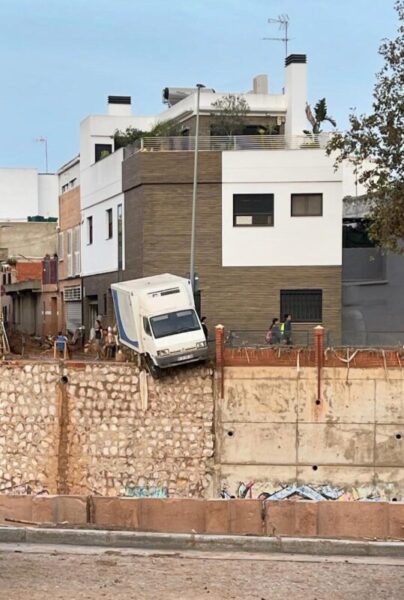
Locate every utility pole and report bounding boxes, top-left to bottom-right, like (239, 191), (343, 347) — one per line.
(189, 83), (205, 293)
(263, 15), (291, 57)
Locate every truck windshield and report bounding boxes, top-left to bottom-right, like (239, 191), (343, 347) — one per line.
(150, 309), (201, 339)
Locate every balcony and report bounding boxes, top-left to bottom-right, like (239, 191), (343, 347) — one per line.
(124, 134), (331, 157)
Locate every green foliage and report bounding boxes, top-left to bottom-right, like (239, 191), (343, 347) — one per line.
(210, 94), (250, 136)
(327, 0), (404, 252)
(304, 98), (336, 135)
(113, 119), (182, 149)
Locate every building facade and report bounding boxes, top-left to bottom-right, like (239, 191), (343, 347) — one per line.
(57, 156), (82, 334)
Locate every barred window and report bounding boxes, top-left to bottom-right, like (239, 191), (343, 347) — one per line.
(280, 289), (322, 323)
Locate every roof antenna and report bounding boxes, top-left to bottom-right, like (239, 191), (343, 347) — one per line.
(263, 15), (291, 58)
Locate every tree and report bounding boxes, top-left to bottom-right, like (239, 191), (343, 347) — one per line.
(114, 119), (182, 149)
(327, 0), (404, 252)
(210, 94), (250, 136)
(304, 98), (336, 134)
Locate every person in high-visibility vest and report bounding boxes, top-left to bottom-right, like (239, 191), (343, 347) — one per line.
(281, 314), (292, 345)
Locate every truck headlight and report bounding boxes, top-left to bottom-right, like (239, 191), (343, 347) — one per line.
(157, 349), (170, 356)
(196, 341), (207, 348)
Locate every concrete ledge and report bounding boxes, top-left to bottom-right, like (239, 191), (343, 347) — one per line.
(0, 527), (403, 558)
(0, 496), (403, 541)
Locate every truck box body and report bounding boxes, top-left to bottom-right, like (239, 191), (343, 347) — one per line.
(111, 274), (208, 368)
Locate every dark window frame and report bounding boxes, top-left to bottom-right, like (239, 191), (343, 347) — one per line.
(87, 216), (93, 245)
(291, 193), (323, 217)
(106, 208), (113, 239)
(95, 143), (113, 163)
(233, 193), (274, 227)
(117, 204), (123, 270)
(280, 289), (323, 323)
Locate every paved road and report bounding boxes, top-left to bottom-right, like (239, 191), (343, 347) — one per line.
(0, 544), (403, 599)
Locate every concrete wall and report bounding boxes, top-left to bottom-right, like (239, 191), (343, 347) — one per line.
(0, 222), (57, 259)
(0, 362), (214, 497)
(222, 150), (344, 267)
(343, 250), (404, 345)
(216, 366), (404, 501)
(0, 168), (38, 220)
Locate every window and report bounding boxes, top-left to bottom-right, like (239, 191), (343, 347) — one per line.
(343, 219), (375, 248)
(280, 289), (322, 323)
(143, 317), (152, 336)
(87, 216), (93, 245)
(150, 309), (200, 339)
(69, 178), (77, 189)
(67, 229), (73, 277)
(117, 204), (123, 270)
(106, 208), (113, 239)
(233, 194), (274, 227)
(95, 143), (112, 163)
(291, 194), (323, 217)
(73, 225), (81, 275)
(58, 232), (64, 260)
(61, 183), (69, 194)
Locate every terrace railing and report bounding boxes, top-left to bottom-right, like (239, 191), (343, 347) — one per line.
(124, 134), (331, 158)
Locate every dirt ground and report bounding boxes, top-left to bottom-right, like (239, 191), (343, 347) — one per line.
(0, 545), (403, 600)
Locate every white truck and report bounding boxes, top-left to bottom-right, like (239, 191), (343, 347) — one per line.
(111, 274), (208, 377)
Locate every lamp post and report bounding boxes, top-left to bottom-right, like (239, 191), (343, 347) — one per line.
(35, 137), (48, 173)
(189, 83), (205, 293)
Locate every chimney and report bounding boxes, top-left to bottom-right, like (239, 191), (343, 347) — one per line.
(284, 54), (307, 137)
(252, 74), (269, 94)
(107, 96), (132, 116)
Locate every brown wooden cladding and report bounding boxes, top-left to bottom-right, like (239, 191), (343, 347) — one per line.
(123, 153), (342, 337)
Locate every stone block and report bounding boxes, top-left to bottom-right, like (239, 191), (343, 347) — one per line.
(318, 502), (389, 539)
(56, 496), (87, 525)
(228, 500), (263, 535)
(93, 497), (140, 529)
(205, 500), (229, 534)
(139, 498), (206, 534)
(265, 501), (318, 537)
(0, 495), (33, 524)
(388, 502), (404, 539)
(32, 496), (57, 523)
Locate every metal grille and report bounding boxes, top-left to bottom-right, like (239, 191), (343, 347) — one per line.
(280, 289), (322, 323)
(64, 286), (81, 301)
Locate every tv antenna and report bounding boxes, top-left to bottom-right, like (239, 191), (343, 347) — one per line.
(263, 15), (291, 57)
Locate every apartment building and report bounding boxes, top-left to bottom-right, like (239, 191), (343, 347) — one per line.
(78, 54), (362, 340)
(57, 156), (82, 333)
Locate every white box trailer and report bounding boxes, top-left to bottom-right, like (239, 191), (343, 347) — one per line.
(111, 274), (208, 376)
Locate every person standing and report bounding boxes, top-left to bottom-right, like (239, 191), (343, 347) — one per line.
(201, 316), (208, 340)
(283, 313), (292, 345)
(266, 318), (281, 345)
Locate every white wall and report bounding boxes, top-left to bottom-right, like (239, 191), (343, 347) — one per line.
(80, 115), (156, 170)
(0, 168), (38, 220)
(58, 159), (80, 195)
(38, 174), (58, 218)
(81, 194), (124, 276)
(80, 149), (125, 276)
(222, 150), (344, 267)
(284, 61), (307, 137)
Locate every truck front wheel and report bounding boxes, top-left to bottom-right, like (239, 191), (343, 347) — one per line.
(144, 354), (163, 379)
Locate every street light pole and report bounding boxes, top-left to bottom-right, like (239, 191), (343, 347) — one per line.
(190, 84), (205, 292)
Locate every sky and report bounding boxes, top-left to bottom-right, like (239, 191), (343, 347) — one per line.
(0, 0), (398, 172)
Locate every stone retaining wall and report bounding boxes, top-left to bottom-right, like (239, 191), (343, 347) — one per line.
(0, 362), (214, 498)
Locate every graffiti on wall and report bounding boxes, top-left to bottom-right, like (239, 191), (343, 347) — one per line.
(219, 482), (393, 501)
(124, 486), (169, 498)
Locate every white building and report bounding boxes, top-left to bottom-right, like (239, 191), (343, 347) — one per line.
(0, 168), (58, 221)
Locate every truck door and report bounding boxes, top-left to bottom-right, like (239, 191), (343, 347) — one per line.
(141, 316), (156, 360)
